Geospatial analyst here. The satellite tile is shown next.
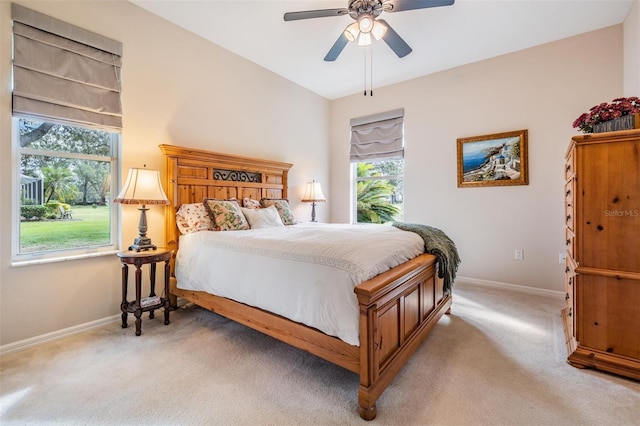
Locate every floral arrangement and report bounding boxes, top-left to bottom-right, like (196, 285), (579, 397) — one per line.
(573, 96), (640, 133)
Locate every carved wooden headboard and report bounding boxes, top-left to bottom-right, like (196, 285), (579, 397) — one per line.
(159, 144), (293, 255)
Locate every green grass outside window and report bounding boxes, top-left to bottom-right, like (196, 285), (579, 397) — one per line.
(20, 205), (111, 253)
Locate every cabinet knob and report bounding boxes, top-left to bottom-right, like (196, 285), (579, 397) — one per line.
(566, 164), (571, 172)
(568, 308), (572, 317)
(565, 292), (570, 301)
(566, 189), (571, 197)
(566, 214), (571, 223)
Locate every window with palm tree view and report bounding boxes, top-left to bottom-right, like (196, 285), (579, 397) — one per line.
(355, 159), (404, 224)
(16, 118), (119, 257)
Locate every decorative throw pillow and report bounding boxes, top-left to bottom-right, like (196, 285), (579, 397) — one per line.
(260, 198), (295, 225)
(175, 203), (214, 234)
(203, 198), (250, 231)
(241, 206), (284, 229)
(242, 197), (261, 209)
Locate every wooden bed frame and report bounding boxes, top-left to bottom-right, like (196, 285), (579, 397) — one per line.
(160, 144), (452, 420)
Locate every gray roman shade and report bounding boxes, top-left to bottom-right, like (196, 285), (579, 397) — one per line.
(11, 3), (123, 131)
(350, 108), (404, 162)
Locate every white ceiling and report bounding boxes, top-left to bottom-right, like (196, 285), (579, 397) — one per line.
(130, 0), (634, 100)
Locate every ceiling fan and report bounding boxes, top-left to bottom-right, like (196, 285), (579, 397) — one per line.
(284, 0), (455, 62)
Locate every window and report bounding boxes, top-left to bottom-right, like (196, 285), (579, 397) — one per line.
(11, 4), (123, 263)
(13, 119), (119, 260)
(350, 109), (405, 224)
(354, 159), (404, 223)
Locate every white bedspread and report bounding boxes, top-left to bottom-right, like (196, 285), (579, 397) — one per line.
(175, 223), (424, 346)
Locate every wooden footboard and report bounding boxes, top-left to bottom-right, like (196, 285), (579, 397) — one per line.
(355, 253), (451, 420)
(170, 252), (450, 420)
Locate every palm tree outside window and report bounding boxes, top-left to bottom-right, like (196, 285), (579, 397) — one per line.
(355, 160), (403, 224)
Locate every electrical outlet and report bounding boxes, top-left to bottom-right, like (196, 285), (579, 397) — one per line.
(515, 249), (524, 261)
(559, 252), (567, 264)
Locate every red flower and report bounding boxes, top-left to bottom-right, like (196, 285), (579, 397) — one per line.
(573, 97), (640, 133)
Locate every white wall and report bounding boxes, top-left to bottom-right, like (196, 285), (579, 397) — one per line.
(0, 0), (330, 346)
(329, 26), (623, 292)
(0, 1), (631, 347)
(624, 0), (640, 95)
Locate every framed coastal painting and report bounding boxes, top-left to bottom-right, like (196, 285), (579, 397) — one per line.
(456, 129), (528, 188)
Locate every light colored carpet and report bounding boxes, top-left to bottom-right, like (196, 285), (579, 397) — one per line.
(1, 281), (638, 425)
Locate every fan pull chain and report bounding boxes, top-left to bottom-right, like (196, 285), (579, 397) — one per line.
(370, 45), (373, 96)
(363, 45), (374, 96)
(363, 48), (367, 96)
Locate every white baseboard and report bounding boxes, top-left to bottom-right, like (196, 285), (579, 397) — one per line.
(456, 276), (564, 299)
(1, 299), (189, 356)
(0, 314), (121, 356)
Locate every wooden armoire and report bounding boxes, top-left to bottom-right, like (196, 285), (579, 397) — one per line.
(563, 128), (640, 380)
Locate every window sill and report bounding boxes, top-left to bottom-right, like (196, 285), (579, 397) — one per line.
(11, 249), (120, 267)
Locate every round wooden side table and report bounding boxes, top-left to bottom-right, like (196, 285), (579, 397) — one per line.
(117, 248), (172, 336)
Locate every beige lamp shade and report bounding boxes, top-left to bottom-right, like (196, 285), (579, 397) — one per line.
(301, 180), (326, 203)
(114, 168), (169, 205)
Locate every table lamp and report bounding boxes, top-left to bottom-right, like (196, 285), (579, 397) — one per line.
(301, 180), (326, 222)
(114, 167), (169, 251)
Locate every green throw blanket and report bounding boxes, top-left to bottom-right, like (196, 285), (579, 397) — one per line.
(392, 222), (460, 293)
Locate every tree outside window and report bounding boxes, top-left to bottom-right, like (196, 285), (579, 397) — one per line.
(355, 159), (404, 224)
(16, 119), (118, 256)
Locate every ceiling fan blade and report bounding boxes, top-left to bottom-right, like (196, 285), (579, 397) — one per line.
(378, 20), (412, 58)
(385, 0), (454, 13)
(284, 8), (349, 21)
(324, 33), (349, 62)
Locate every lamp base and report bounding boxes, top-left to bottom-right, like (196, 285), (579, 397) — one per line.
(128, 236), (157, 252)
(128, 206), (157, 252)
(310, 202), (317, 223)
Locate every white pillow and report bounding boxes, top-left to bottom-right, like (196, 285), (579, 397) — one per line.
(241, 206), (285, 229)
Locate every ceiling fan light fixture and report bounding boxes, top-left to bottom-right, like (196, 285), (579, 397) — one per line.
(357, 31), (372, 46)
(344, 21), (360, 42)
(371, 20), (387, 40)
(286, 0), (455, 62)
(358, 15), (373, 33)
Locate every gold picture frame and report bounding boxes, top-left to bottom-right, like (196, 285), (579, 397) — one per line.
(457, 129), (528, 188)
